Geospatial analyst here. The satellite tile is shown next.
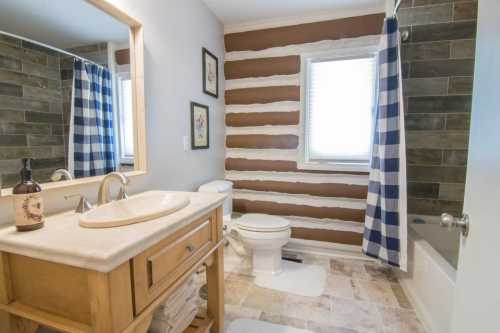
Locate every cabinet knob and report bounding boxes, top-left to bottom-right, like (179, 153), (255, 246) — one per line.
(186, 244), (195, 252)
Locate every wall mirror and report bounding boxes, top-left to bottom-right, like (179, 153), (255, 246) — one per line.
(0, 0), (146, 195)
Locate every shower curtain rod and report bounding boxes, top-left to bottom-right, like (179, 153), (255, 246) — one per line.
(392, 0), (410, 41)
(0, 30), (101, 66)
(393, 0), (403, 17)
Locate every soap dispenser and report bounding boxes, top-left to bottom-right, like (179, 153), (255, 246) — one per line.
(12, 158), (45, 231)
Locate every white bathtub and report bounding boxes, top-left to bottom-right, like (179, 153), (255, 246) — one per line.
(398, 220), (459, 333)
(410, 218), (460, 268)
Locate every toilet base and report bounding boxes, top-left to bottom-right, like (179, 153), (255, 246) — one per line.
(252, 248), (283, 275)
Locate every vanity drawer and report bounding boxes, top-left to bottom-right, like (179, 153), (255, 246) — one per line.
(148, 219), (211, 285)
(132, 210), (219, 313)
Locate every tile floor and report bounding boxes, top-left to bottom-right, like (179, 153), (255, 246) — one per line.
(197, 244), (427, 333)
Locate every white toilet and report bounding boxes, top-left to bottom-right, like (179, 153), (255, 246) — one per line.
(235, 213), (291, 275)
(198, 180), (291, 275)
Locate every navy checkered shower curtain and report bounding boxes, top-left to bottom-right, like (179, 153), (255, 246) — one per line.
(71, 60), (116, 178)
(363, 18), (407, 270)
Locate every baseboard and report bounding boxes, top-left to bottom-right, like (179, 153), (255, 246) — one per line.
(283, 238), (374, 261)
(397, 275), (440, 333)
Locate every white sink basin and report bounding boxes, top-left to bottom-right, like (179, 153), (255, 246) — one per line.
(79, 191), (190, 228)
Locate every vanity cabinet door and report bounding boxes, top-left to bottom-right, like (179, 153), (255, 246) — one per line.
(132, 209), (218, 313)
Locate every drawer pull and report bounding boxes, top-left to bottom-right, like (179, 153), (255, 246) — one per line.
(186, 244), (195, 252)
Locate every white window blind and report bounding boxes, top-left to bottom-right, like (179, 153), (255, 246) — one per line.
(121, 79), (134, 158)
(117, 76), (134, 165)
(305, 55), (376, 164)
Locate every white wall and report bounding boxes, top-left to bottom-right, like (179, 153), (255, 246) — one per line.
(451, 0), (500, 331)
(0, 0), (225, 224)
(385, 0), (394, 17)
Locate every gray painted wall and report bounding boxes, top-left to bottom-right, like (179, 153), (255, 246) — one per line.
(116, 0), (226, 191)
(0, 0), (225, 224)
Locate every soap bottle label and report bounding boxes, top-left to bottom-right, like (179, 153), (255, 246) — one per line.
(14, 193), (45, 229)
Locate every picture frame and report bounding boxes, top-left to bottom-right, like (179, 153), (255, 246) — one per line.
(190, 102), (209, 149)
(202, 47), (219, 98)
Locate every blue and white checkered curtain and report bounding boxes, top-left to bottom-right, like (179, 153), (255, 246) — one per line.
(72, 60), (116, 178)
(363, 17), (407, 270)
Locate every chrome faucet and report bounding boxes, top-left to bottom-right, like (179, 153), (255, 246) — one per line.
(65, 194), (93, 213)
(51, 169), (73, 182)
(97, 172), (130, 205)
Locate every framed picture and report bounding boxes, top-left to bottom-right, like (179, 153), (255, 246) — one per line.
(190, 102), (209, 149)
(202, 47), (219, 98)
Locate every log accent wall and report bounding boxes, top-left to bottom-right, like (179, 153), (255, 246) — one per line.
(224, 14), (384, 246)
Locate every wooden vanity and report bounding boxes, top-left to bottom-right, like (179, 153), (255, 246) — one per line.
(0, 192), (226, 333)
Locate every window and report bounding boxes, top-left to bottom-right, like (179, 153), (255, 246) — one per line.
(299, 50), (377, 172)
(116, 72), (134, 165)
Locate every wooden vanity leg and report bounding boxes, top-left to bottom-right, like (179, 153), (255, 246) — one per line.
(207, 247), (224, 333)
(9, 316), (39, 333)
(0, 253), (39, 333)
(0, 313), (39, 333)
(87, 262), (134, 333)
(0, 312), (39, 333)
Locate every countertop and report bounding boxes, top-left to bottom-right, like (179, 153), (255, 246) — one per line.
(0, 191), (226, 272)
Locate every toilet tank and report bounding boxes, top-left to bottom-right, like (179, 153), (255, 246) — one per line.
(198, 180), (233, 219)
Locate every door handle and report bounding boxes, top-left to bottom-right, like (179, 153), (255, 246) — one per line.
(441, 213), (469, 237)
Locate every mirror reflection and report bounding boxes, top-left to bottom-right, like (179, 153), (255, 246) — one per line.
(0, 0), (135, 189)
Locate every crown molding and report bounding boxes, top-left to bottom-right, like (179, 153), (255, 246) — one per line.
(223, 5), (386, 34)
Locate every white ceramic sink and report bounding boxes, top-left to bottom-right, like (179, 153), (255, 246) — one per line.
(79, 191), (190, 228)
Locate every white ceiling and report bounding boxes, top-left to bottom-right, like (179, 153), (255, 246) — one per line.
(0, 0), (129, 49)
(202, 0), (386, 30)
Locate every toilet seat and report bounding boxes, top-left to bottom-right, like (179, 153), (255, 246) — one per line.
(236, 214), (290, 232)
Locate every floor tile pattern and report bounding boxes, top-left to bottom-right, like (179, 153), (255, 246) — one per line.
(196, 246), (427, 333)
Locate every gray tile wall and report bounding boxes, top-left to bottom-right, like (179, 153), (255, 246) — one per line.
(0, 34), (65, 187)
(398, 0), (477, 217)
(0, 35), (110, 188)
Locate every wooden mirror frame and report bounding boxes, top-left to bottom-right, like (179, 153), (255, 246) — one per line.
(0, 0), (147, 197)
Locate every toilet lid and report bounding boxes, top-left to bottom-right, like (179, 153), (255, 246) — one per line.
(236, 214), (290, 232)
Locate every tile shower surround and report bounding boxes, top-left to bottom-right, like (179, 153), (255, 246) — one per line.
(0, 34), (109, 188)
(398, 0), (477, 217)
(0, 34), (65, 187)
